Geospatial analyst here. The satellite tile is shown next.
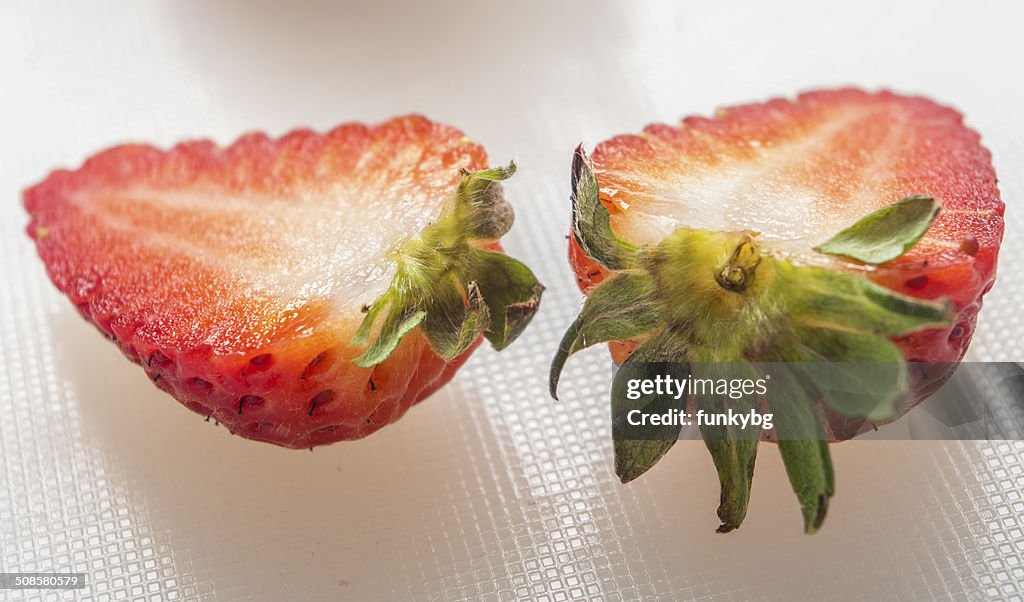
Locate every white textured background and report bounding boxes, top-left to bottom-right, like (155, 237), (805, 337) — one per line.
(1, 1), (1023, 600)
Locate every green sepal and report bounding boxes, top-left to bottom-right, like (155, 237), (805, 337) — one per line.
(611, 332), (690, 483)
(352, 164), (543, 367)
(785, 326), (909, 420)
(704, 436), (759, 533)
(570, 145), (640, 270)
(696, 361), (760, 533)
(766, 366), (834, 534)
(461, 249), (544, 352)
(549, 270), (661, 399)
(815, 195), (940, 264)
(780, 262), (951, 336)
(353, 301), (427, 368)
(420, 280), (490, 361)
(777, 439), (833, 535)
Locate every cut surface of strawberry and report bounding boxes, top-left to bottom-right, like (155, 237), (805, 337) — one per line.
(553, 89), (1004, 533)
(573, 89), (1001, 364)
(25, 115), (543, 448)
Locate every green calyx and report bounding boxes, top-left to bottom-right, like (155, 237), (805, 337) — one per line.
(552, 147), (950, 534)
(353, 164), (544, 368)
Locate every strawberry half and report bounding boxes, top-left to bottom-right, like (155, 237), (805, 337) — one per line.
(550, 89), (1004, 533)
(25, 115), (543, 449)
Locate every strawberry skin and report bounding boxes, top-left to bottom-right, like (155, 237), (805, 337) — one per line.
(571, 88), (1003, 400)
(25, 115), (540, 448)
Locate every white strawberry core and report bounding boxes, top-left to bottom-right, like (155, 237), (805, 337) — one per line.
(80, 177), (452, 319)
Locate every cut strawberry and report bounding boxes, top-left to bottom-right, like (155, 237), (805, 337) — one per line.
(25, 115), (543, 449)
(551, 89), (1004, 533)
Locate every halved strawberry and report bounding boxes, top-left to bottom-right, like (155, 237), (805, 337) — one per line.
(25, 115), (543, 449)
(551, 89), (1004, 533)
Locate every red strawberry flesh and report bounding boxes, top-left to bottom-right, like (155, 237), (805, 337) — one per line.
(25, 115), (524, 448)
